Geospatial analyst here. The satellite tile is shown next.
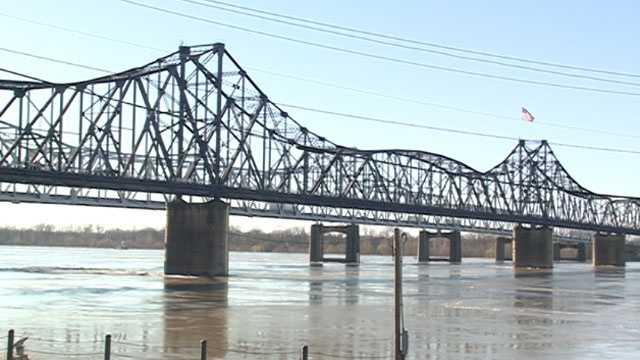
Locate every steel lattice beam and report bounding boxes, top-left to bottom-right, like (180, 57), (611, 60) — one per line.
(0, 44), (639, 236)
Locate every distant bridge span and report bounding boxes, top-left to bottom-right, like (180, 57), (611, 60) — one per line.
(1, 43), (639, 239)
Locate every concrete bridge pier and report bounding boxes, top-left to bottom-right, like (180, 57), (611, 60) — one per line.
(495, 237), (512, 262)
(512, 225), (553, 269)
(309, 224), (324, 266)
(577, 242), (587, 262)
(344, 224), (360, 266)
(449, 231), (462, 263)
(593, 233), (626, 266)
(309, 224), (360, 265)
(417, 230), (430, 264)
(553, 243), (561, 261)
(417, 230), (462, 264)
(554, 242), (588, 262)
(164, 198), (229, 277)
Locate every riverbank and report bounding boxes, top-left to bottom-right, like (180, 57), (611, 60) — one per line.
(0, 225), (498, 257)
(1, 225), (638, 260)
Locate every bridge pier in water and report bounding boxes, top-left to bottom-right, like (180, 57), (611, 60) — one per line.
(553, 242), (587, 262)
(495, 237), (512, 262)
(309, 224), (324, 265)
(553, 243), (561, 261)
(577, 242), (587, 262)
(417, 230), (462, 264)
(512, 225), (553, 268)
(309, 224), (360, 266)
(164, 198), (229, 277)
(592, 233), (626, 266)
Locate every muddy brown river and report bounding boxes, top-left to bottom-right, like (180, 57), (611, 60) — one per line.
(0, 246), (638, 359)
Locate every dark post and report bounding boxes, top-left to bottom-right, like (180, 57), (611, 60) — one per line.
(393, 228), (406, 360)
(200, 340), (207, 360)
(104, 334), (111, 360)
(301, 345), (309, 360)
(6, 329), (14, 360)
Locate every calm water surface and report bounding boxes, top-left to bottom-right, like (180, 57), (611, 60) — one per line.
(0, 246), (639, 359)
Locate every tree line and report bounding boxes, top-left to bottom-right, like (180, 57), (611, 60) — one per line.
(0, 224), (637, 259)
(0, 224), (503, 257)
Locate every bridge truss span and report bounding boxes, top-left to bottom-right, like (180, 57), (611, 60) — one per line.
(0, 43), (639, 236)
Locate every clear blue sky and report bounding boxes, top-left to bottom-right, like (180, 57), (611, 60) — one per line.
(1, 0), (639, 230)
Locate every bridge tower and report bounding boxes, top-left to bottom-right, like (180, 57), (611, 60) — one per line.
(417, 230), (462, 264)
(592, 233), (626, 266)
(512, 224), (553, 268)
(164, 198), (229, 276)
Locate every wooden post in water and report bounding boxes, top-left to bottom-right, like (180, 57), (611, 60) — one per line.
(301, 345), (309, 360)
(200, 340), (207, 360)
(104, 334), (111, 360)
(6, 329), (14, 360)
(393, 229), (404, 360)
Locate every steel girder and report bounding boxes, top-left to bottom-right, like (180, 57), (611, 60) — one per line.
(0, 44), (639, 236)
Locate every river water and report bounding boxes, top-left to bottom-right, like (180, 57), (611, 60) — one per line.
(0, 246), (639, 359)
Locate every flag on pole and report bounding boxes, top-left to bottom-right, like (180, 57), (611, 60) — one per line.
(521, 107), (535, 122)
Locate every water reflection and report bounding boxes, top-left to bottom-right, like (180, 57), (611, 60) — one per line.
(512, 270), (554, 311)
(416, 266), (430, 298)
(307, 266), (361, 305)
(308, 266), (324, 304)
(163, 277), (228, 359)
(513, 267), (554, 279)
(511, 270), (555, 352)
(594, 267), (626, 279)
(305, 266), (378, 358)
(2, 247), (640, 360)
(340, 267), (360, 305)
(594, 267), (626, 307)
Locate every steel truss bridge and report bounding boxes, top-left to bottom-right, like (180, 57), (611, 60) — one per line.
(1, 43), (639, 240)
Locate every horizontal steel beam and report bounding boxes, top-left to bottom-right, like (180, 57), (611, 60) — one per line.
(0, 168), (635, 235)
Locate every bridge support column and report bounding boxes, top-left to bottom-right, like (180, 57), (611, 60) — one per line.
(495, 237), (512, 262)
(310, 224), (324, 265)
(576, 243), (587, 262)
(345, 224), (360, 265)
(593, 233), (625, 267)
(309, 224), (359, 265)
(512, 225), (553, 269)
(418, 230), (430, 264)
(417, 230), (462, 263)
(164, 198), (229, 277)
(449, 231), (462, 264)
(553, 243), (561, 261)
